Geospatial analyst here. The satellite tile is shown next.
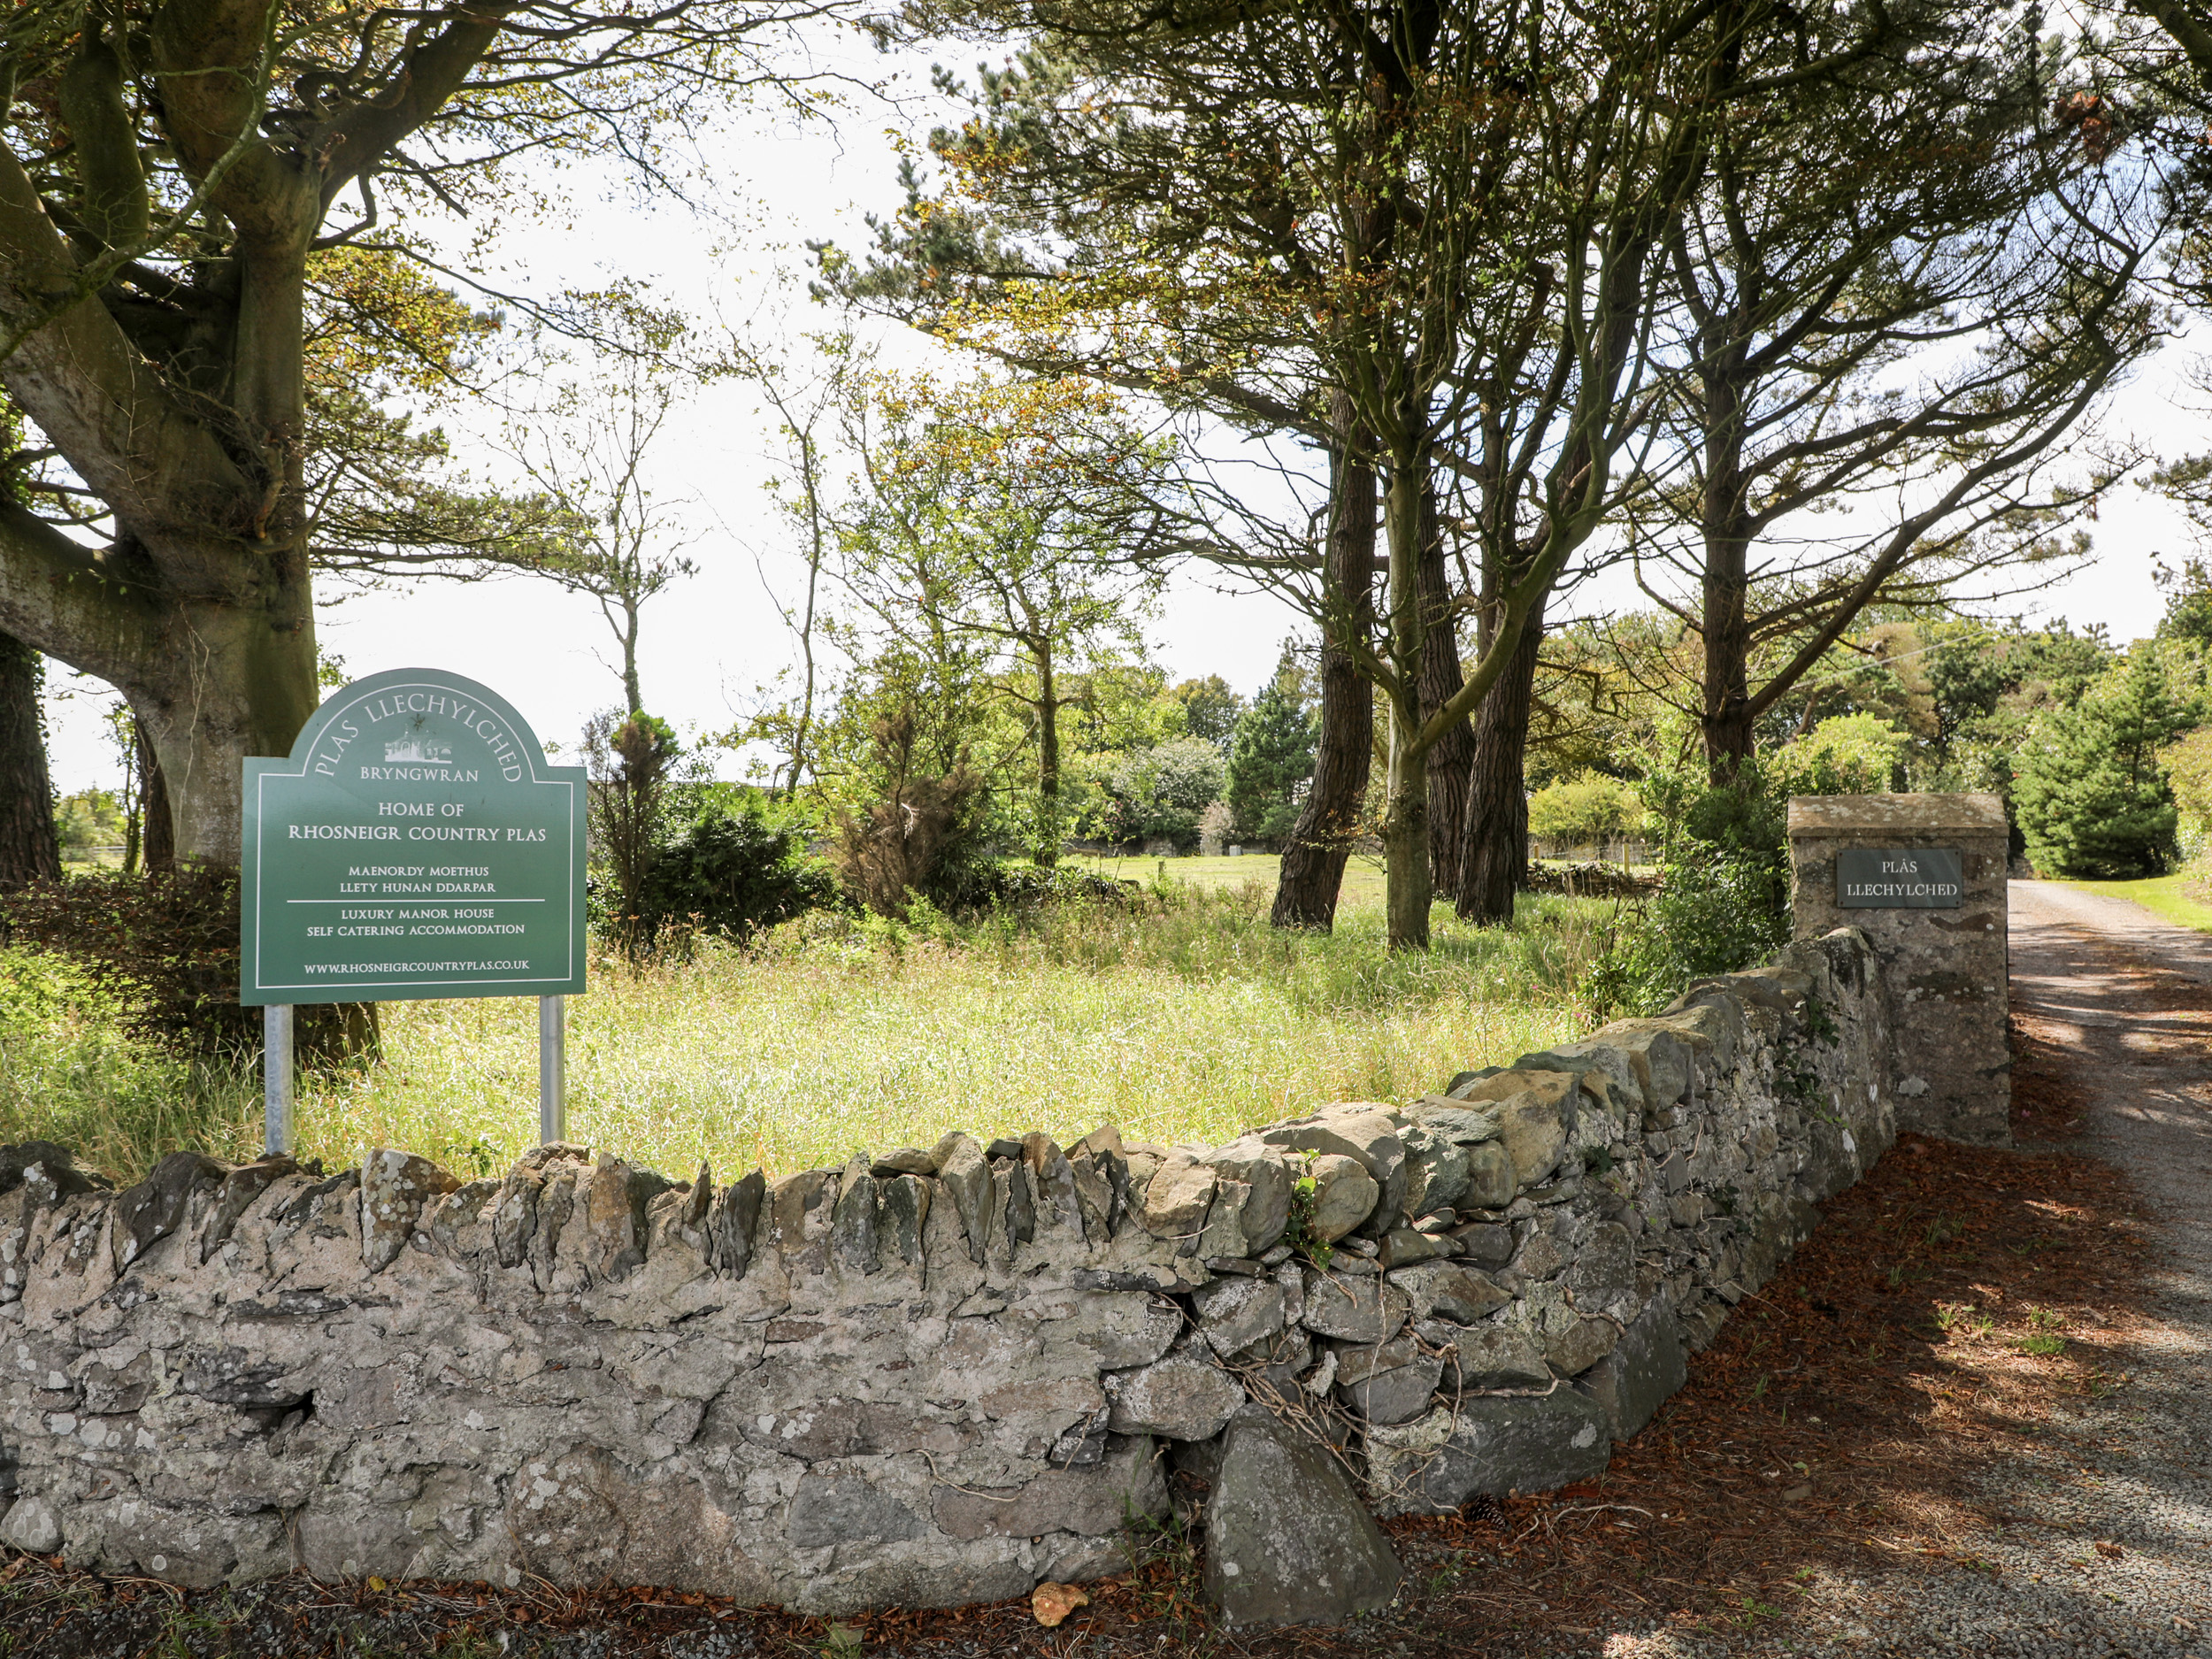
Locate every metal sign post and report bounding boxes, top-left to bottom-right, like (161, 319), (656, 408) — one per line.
(539, 994), (565, 1144)
(242, 667), (588, 1155)
(264, 1005), (294, 1156)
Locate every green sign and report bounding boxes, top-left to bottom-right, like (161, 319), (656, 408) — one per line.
(242, 668), (587, 1005)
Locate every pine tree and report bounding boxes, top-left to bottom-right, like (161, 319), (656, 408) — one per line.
(2015, 652), (2192, 877)
(1226, 683), (1318, 845)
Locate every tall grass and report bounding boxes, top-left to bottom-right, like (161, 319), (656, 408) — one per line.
(0, 951), (261, 1177)
(0, 879), (1609, 1184)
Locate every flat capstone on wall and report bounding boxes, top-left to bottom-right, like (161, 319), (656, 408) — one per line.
(0, 928), (1898, 1624)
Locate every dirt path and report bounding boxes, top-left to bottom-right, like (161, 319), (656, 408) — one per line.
(1913, 879), (2212, 1659)
(2010, 880), (2212, 1309)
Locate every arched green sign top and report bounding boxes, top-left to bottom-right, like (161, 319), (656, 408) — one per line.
(278, 666), (558, 785)
(242, 668), (587, 1006)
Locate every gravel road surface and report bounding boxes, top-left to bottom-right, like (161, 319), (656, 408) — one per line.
(1784, 881), (2212, 1659)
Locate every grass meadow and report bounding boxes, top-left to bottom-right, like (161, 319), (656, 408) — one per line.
(0, 860), (1609, 1184)
(2052, 867), (2212, 934)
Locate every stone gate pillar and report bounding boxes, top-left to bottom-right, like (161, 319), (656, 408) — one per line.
(1786, 793), (2011, 1145)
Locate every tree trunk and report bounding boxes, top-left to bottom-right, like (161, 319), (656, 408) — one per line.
(122, 593), (320, 867)
(0, 0), (524, 882)
(137, 718), (173, 873)
(1383, 698), (1431, 950)
(0, 168), (324, 869)
(0, 631), (59, 888)
(1700, 524), (1755, 783)
(622, 595), (645, 716)
(1697, 342), (1756, 785)
(1455, 596), (1545, 926)
(1380, 459), (1432, 951)
(1417, 476), (1474, 898)
(1033, 637), (1059, 868)
(1272, 395), (1376, 931)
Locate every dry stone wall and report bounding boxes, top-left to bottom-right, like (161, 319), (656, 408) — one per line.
(0, 927), (1895, 1619)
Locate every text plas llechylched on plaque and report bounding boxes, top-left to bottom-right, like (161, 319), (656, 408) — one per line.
(242, 668), (586, 1005)
(1833, 846), (1964, 910)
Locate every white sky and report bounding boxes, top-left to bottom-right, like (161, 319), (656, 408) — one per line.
(35, 42), (2212, 795)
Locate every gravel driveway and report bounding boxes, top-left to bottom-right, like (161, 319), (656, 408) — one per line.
(1786, 881), (2212, 1659)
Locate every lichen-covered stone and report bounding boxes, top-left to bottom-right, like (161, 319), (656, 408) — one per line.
(707, 1168), (765, 1275)
(1487, 1092), (1568, 1189)
(1445, 1321), (1554, 1389)
(872, 1148), (938, 1177)
(1452, 1221), (1514, 1266)
(932, 1133), (992, 1263)
(1259, 1107), (1407, 1235)
(1202, 1140), (1293, 1254)
(1140, 1148), (1216, 1239)
(931, 1432), (1165, 1541)
(1203, 1411), (1402, 1624)
(1369, 1392), (1613, 1516)
(112, 1149), (229, 1272)
(1582, 1023), (1695, 1114)
(358, 1148), (458, 1273)
(1300, 1270), (1409, 1345)
(1191, 1273), (1286, 1359)
(1574, 1294), (1688, 1440)
(879, 1174), (931, 1272)
(1374, 1226), (1445, 1271)
(1390, 1262), (1509, 1325)
(771, 1167), (837, 1277)
(1513, 1040), (1645, 1119)
(1104, 1344), (1244, 1440)
(1544, 1314), (1620, 1378)
(1565, 1221), (1636, 1312)
(1303, 1154), (1378, 1241)
(1332, 1333), (1445, 1426)
(578, 1153), (661, 1283)
(1024, 1134), (1084, 1237)
(1460, 1141), (1515, 1209)
(196, 1156), (300, 1263)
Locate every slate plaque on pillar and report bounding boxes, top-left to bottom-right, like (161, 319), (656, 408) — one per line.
(1835, 848), (1963, 909)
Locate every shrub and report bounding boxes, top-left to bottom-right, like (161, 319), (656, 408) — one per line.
(1579, 846), (1793, 1020)
(1767, 711), (1910, 797)
(1585, 766), (1791, 1018)
(2164, 726), (2212, 860)
(584, 710), (684, 954)
(0, 867), (375, 1059)
(1107, 737), (1229, 847)
(829, 713), (996, 916)
(969, 864), (1138, 911)
(1527, 772), (1643, 847)
(641, 799), (834, 946)
(0, 864), (251, 1051)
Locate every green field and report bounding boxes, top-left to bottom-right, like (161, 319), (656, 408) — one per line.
(2052, 870), (2212, 933)
(0, 868), (1607, 1185)
(1065, 849), (1389, 903)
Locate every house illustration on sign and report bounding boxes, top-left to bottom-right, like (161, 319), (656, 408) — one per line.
(384, 735), (455, 764)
